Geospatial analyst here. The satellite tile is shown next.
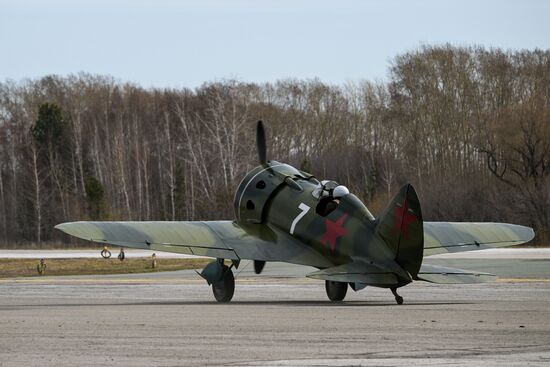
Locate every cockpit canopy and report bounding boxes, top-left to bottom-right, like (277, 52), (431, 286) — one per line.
(311, 180), (349, 200)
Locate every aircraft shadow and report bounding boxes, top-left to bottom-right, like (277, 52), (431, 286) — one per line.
(1, 300), (474, 309)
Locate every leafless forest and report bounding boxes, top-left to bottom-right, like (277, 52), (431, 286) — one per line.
(0, 45), (549, 246)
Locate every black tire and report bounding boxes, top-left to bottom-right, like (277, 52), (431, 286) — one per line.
(212, 265), (235, 303)
(395, 295), (404, 305)
(325, 280), (348, 301)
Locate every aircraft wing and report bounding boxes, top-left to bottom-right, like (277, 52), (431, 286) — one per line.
(423, 222), (535, 256)
(55, 221), (332, 268)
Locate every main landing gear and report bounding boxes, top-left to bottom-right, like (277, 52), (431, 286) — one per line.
(198, 258), (237, 303)
(212, 265), (235, 303)
(325, 280), (348, 301)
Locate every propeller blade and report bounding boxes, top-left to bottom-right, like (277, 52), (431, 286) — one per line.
(254, 260), (266, 274)
(256, 120), (267, 165)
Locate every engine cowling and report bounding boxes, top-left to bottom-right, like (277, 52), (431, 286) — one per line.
(233, 162), (309, 224)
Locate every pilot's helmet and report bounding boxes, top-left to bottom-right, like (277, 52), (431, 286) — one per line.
(333, 185), (350, 198)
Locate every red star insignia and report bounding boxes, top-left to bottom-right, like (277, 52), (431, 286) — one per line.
(392, 199), (417, 240)
(320, 213), (348, 255)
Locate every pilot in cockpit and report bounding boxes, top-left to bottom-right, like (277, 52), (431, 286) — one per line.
(315, 181), (350, 216)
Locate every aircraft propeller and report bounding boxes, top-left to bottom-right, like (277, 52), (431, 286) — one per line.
(256, 120), (267, 165)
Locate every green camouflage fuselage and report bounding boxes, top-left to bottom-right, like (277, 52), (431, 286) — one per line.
(234, 161), (413, 287)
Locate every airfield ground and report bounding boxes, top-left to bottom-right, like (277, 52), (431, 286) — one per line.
(0, 258), (210, 278)
(0, 250), (549, 366)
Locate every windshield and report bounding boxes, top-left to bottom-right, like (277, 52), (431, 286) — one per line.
(311, 180), (338, 199)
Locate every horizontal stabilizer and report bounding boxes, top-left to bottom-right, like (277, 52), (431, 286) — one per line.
(417, 264), (496, 284)
(307, 263), (398, 286)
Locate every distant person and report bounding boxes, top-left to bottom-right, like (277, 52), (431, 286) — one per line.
(101, 246), (111, 259)
(36, 259), (47, 275)
(151, 253), (157, 269)
(118, 248), (125, 261)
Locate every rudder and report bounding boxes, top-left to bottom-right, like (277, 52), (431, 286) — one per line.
(375, 184), (424, 278)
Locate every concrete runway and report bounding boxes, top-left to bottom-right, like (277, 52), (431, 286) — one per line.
(1, 251), (550, 366)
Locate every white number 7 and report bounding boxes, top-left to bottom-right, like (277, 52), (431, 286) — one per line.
(290, 203), (310, 235)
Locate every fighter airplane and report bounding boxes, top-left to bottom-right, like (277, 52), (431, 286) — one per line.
(56, 121), (535, 304)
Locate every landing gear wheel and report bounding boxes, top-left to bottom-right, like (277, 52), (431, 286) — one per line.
(212, 265), (235, 303)
(325, 280), (348, 301)
(390, 287), (403, 305)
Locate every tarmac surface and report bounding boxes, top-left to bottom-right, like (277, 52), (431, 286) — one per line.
(1, 249), (550, 366)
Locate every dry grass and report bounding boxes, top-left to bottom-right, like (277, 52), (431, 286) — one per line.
(0, 258), (211, 278)
(0, 241), (95, 250)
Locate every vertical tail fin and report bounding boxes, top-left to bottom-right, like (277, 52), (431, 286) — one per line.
(375, 184), (424, 277)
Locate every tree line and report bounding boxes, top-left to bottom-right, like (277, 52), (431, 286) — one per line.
(0, 45), (549, 246)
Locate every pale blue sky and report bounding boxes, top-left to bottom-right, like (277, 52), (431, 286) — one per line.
(1, 0), (549, 88)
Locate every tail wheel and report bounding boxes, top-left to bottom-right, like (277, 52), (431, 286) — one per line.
(212, 265), (235, 302)
(325, 280), (348, 301)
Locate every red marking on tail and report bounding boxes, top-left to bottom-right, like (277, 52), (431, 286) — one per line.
(392, 199), (416, 240)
